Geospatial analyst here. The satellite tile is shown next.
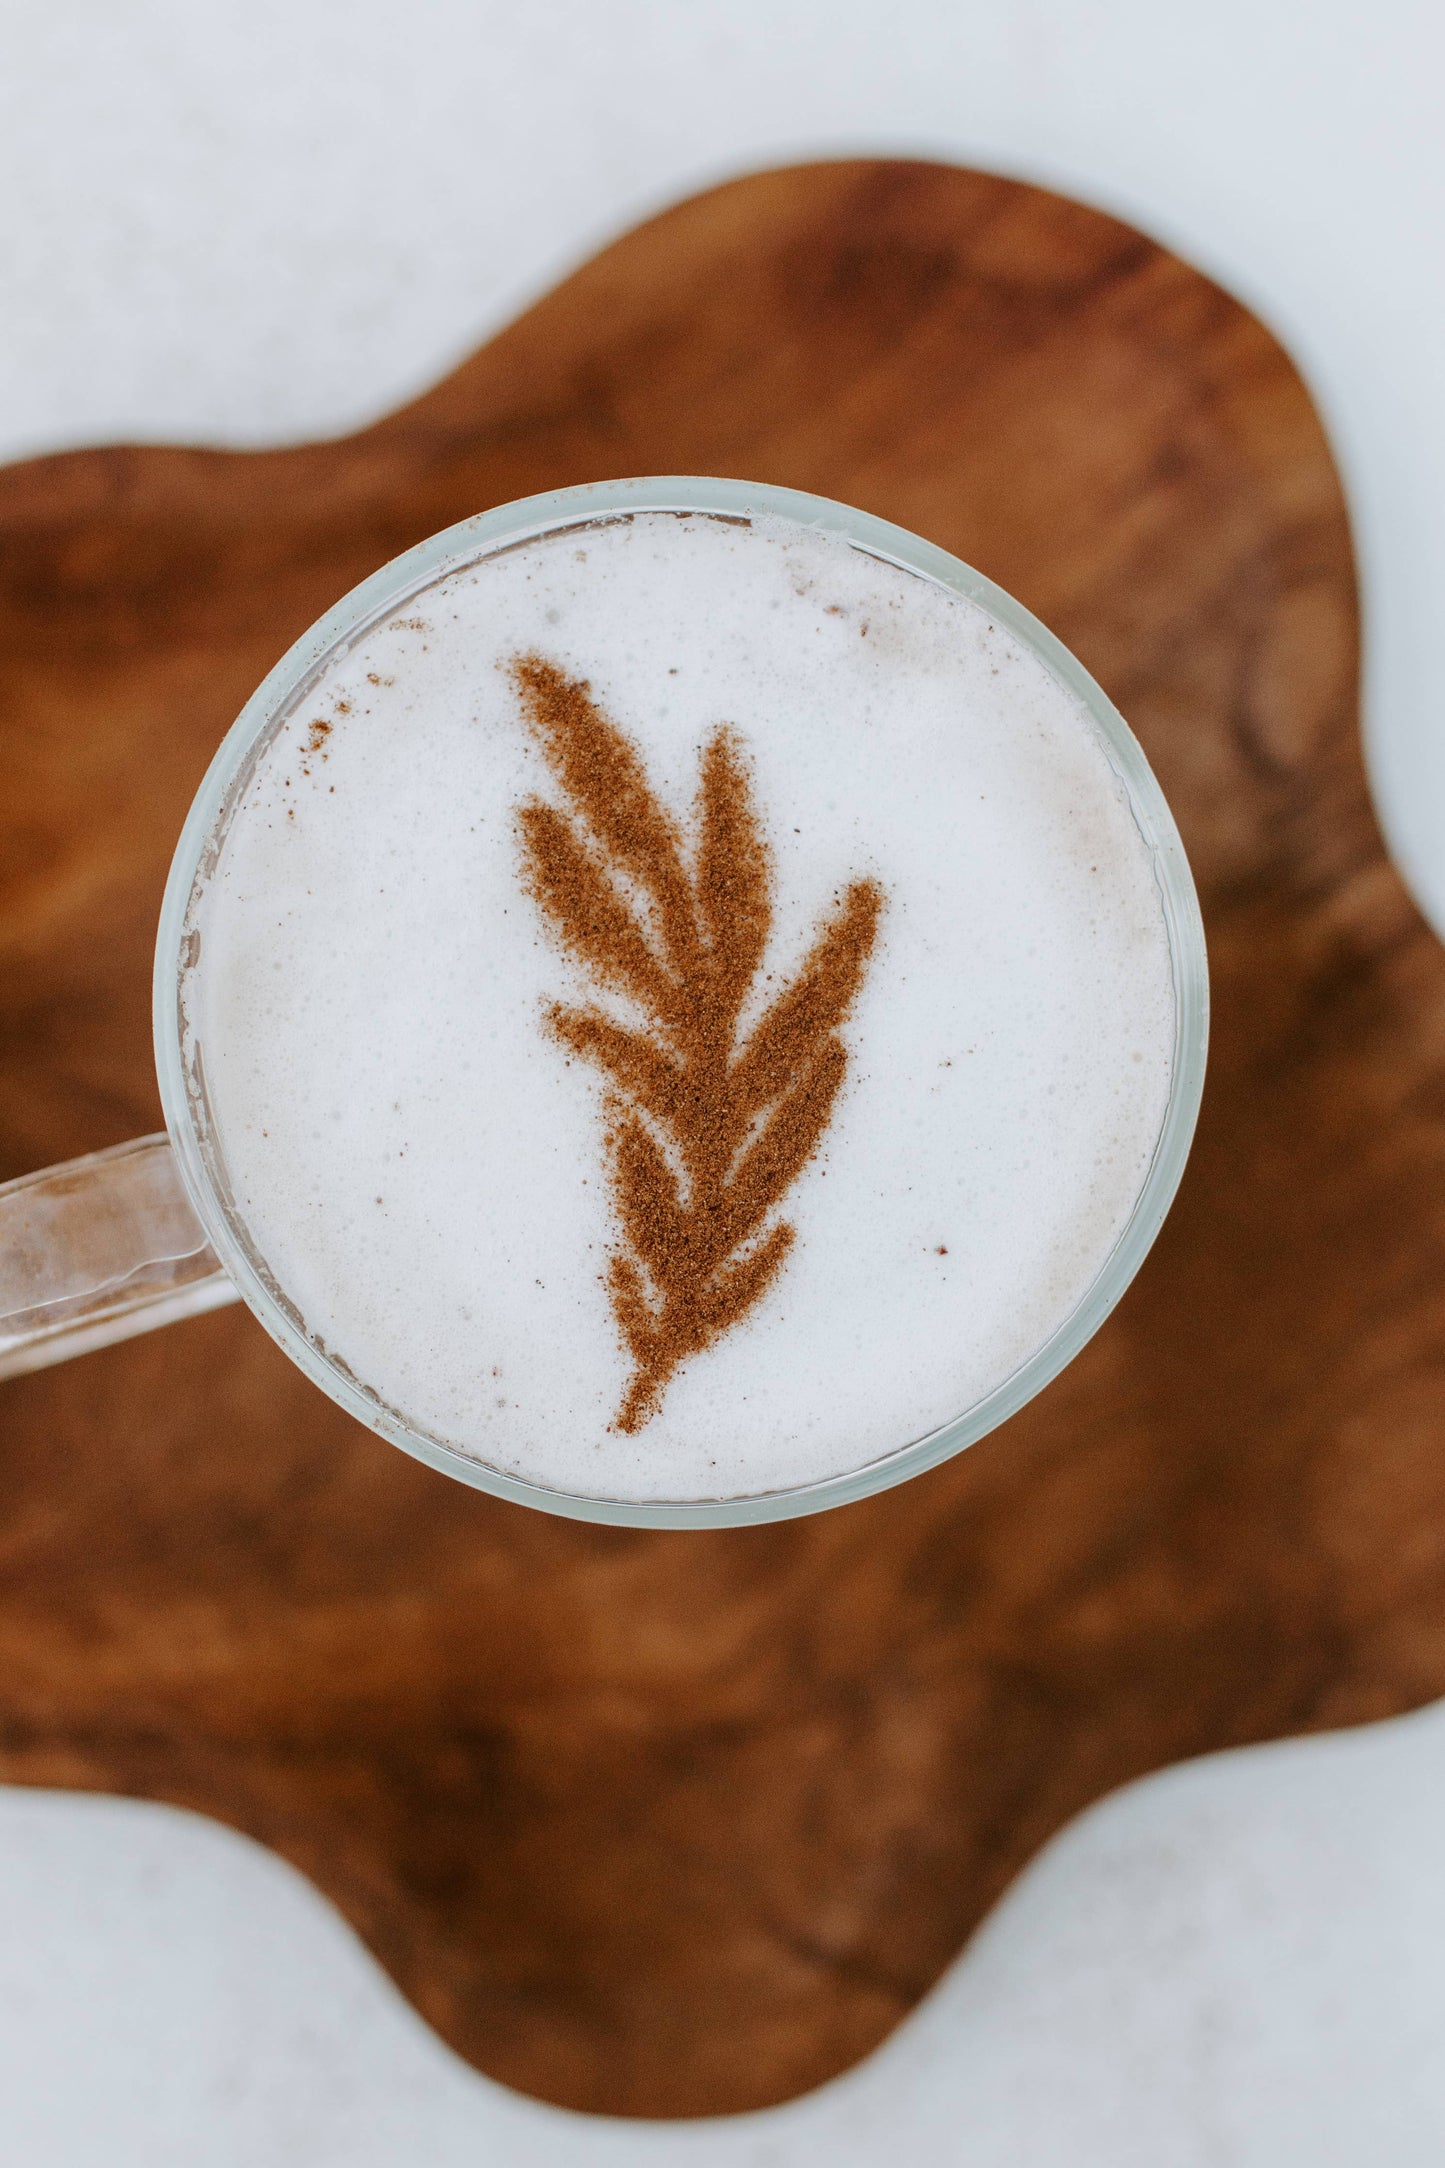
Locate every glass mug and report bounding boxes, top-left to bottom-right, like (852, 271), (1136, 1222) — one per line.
(0, 477), (1208, 1527)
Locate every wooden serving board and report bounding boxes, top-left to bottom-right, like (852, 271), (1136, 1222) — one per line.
(0, 161), (1436, 2120)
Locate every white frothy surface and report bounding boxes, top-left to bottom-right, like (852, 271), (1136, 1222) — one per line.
(186, 511), (1176, 1501)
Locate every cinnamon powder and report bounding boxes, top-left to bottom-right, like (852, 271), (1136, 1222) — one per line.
(512, 654), (882, 1432)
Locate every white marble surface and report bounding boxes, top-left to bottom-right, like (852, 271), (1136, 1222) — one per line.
(5, 0), (1445, 2156)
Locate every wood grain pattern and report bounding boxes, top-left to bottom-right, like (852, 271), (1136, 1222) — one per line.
(0, 161), (1431, 2119)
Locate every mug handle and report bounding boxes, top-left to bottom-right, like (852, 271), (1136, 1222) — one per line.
(0, 1134), (239, 1381)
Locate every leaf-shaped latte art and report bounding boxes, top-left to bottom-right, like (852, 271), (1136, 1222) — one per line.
(511, 654), (883, 1432)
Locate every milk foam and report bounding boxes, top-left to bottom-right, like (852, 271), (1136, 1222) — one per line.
(186, 510), (1176, 1500)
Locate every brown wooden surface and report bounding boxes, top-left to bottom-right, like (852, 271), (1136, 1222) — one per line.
(0, 161), (1435, 2119)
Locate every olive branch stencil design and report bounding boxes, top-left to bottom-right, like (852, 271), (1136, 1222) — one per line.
(511, 654), (883, 1432)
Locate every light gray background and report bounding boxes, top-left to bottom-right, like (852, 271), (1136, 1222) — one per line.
(5, 2), (1445, 2157)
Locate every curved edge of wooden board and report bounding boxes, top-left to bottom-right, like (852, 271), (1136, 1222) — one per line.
(4, 160), (1435, 2126)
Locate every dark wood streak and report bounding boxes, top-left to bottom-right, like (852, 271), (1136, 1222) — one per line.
(0, 161), (1428, 2120)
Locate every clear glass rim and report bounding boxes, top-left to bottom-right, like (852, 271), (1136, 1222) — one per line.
(153, 475), (1209, 1529)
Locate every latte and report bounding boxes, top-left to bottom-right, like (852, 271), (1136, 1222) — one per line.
(183, 506), (1176, 1502)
